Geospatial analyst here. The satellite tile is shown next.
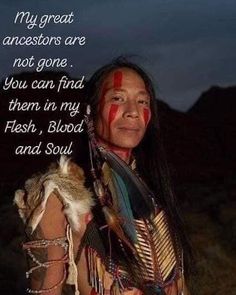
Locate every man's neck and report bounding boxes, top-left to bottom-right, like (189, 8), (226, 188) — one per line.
(96, 137), (131, 163)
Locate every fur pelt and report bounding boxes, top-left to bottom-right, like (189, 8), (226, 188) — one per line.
(14, 156), (94, 233)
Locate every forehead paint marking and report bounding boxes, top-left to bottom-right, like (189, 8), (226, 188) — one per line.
(113, 71), (123, 88)
(143, 108), (151, 126)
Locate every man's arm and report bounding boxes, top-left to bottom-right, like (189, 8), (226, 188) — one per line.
(27, 194), (68, 295)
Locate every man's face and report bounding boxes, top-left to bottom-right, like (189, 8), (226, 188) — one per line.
(95, 68), (151, 149)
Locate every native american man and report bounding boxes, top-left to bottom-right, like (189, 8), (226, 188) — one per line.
(15, 58), (191, 295)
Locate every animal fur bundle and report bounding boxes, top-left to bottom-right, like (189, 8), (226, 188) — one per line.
(14, 156), (94, 233)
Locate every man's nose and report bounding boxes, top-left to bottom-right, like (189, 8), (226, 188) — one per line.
(123, 100), (139, 119)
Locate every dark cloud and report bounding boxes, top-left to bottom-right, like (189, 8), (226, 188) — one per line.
(0, 0), (235, 110)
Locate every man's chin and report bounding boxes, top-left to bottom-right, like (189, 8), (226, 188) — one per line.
(111, 139), (142, 149)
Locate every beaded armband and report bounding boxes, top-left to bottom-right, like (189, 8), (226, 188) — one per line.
(23, 224), (79, 295)
(23, 236), (69, 294)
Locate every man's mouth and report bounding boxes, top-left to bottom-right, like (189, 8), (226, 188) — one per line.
(118, 126), (140, 132)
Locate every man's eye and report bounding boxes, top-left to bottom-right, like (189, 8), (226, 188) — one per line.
(111, 96), (124, 102)
(138, 99), (150, 106)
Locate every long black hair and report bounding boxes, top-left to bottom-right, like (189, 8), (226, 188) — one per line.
(76, 56), (193, 286)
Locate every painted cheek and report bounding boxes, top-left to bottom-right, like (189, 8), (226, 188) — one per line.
(107, 104), (119, 141)
(113, 71), (123, 88)
(99, 82), (108, 137)
(143, 108), (151, 126)
(99, 82), (108, 111)
(98, 71), (122, 138)
(108, 104), (119, 126)
(105, 70), (122, 140)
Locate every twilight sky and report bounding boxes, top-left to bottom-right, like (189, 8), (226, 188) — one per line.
(0, 0), (235, 111)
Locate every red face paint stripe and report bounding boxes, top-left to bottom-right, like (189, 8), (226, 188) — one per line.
(107, 104), (119, 141)
(143, 108), (150, 126)
(99, 82), (108, 110)
(113, 71), (123, 88)
(108, 104), (119, 126)
(99, 82), (108, 137)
